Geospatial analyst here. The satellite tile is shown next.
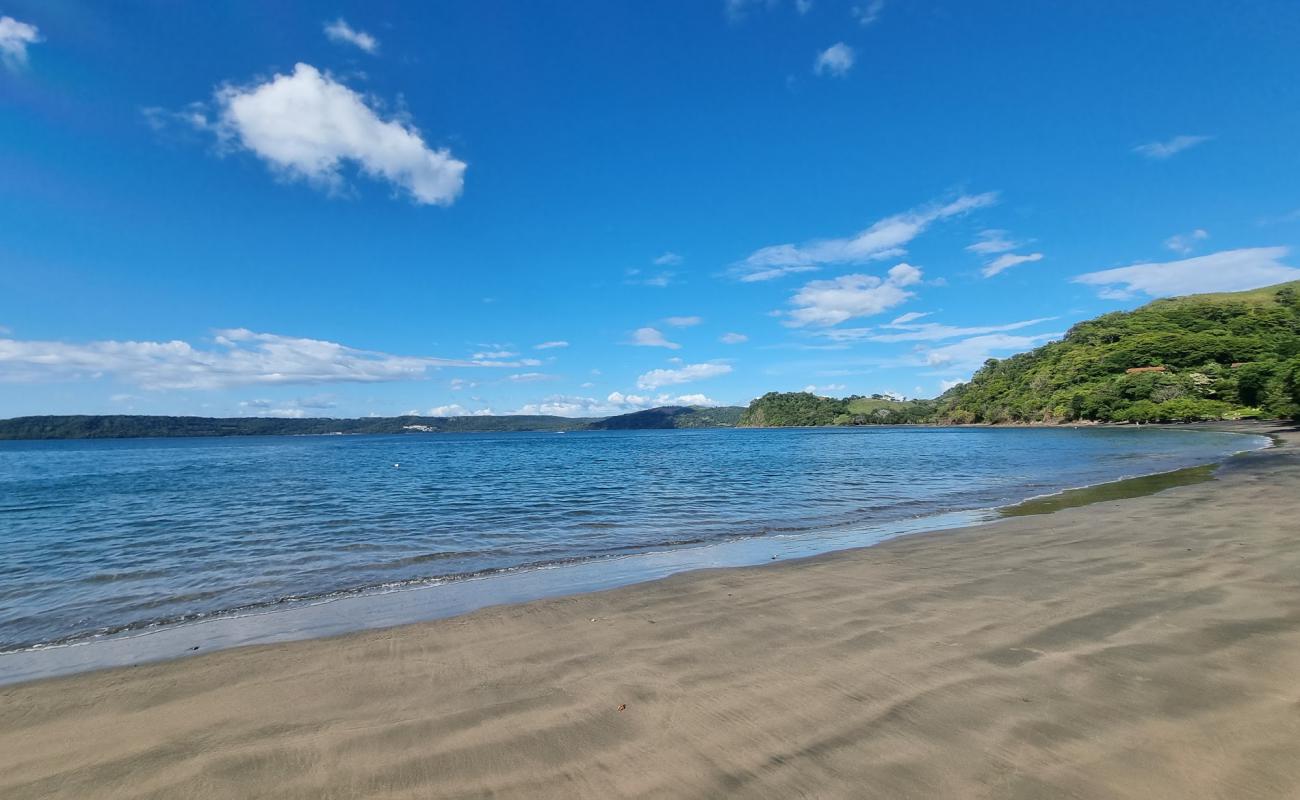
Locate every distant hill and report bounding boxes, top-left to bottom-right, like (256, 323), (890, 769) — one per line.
(0, 406), (746, 440)
(588, 405), (744, 430)
(936, 280), (1300, 423)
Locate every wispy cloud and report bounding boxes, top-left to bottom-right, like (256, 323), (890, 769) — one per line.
(508, 372), (554, 383)
(731, 192), (996, 282)
(720, 332), (749, 344)
(533, 340), (569, 350)
(0, 328), (487, 390)
(864, 316), (1056, 343)
(982, 251), (1043, 277)
(629, 327), (681, 349)
(665, 315), (702, 327)
(1074, 247), (1300, 300)
(636, 362), (732, 390)
(966, 229), (1019, 255)
(155, 63), (465, 205)
(653, 252), (683, 266)
(922, 332), (1062, 372)
(814, 43), (855, 77)
(1132, 134), (1212, 160)
(509, 391), (721, 417)
(323, 18), (378, 54)
(851, 0), (885, 26)
(784, 263), (923, 327)
(0, 15), (41, 70)
(1164, 228), (1208, 255)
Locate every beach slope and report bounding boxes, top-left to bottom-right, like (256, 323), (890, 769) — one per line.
(2, 427), (1299, 799)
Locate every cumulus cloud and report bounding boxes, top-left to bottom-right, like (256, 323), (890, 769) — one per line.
(1164, 228), (1209, 255)
(510, 391), (721, 417)
(814, 43), (855, 77)
(428, 404), (493, 417)
(720, 332), (749, 344)
(630, 327), (681, 349)
(323, 18), (378, 53)
(785, 263), (923, 327)
(1132, 134), (1212, 160)
(1073, 247), (1300, 300)
(665, 315), (702, 327)
(636, 362), (732, 390)
(533, 340), (569, 350)
(732, 193), (996, 281)
(175, 63), (465, 205)
(0, 15), (40, 70)
(981, 251), (1043, 277)
(0, 328), (483, 390)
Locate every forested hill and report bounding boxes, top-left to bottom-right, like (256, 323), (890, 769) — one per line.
(0, 406), (746, 440)
(936, 280), (1300, 423)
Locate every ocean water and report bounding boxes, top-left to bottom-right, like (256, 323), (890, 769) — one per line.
(0, 427), (1265, 653)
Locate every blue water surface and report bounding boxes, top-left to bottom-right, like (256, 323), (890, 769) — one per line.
(0, 427), (1263, 650)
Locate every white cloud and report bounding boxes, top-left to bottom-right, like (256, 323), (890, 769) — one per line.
(1164, 228), (1209, 255)
(803, 383), (847, 395)
(665, 315), (702, 327)
(625, 267), (676, 287)
(0, 328), (481, 390)
(653, 252), (683, 266)
(982, 251), (1043, 277)
(449, 378), (476, 391)
(0, 15), (40, 70)
(795, 0), (813, 14)
(720, 332), (749, 344)
(509, 372), (554, 383)
(472, 349), (517, 359)
(199, 63), (464, 205)
(1132, 134), (1212, 160)
(1073, 247), (1300, 300)
(785, 262), (923, 327)
(852, 0), (885, 25)
(865, 316), (1056, 343)
(323, 18), (378, 53)
(630, 327), (681, 349)
(509, 391), (721, 418)
(428, 404), (493, 417)
(939, 378), (964, 392)
(814, 43), (855, 77)
(732, 192), (996, 281)
(923, 332), (1062, 372)
(636, 362), (733, 390)
(533, 340), (569, 350)
(889, 311), (930, 325)
(966, 229), (1019, 255)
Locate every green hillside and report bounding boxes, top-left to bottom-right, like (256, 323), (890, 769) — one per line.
(739, 393), (937, 427)
(587, 405), (743, 430)
(937, 281), (1300, 423)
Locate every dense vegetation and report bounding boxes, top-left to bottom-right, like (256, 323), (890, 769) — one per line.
(739, 281), (1300, 427)
(0, 406), (745, 440)
(739, 393), (937, 427)
(587, 405), (744, 430)
(937, 281), (1300, 423)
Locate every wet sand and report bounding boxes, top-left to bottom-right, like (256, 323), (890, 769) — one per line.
(2, 423), (1298, 799)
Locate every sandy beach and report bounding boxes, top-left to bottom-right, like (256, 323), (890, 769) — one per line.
(2, 423), (1298, 799)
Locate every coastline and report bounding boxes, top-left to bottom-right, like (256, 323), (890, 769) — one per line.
(2, 421), (1298, 797)
(0, 425), (1271, 685)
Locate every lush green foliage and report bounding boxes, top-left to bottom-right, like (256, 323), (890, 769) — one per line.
(937, 281), (1300, 423)
(739, 392), (937, 427)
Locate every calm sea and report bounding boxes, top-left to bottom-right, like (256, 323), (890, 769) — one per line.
(0, 427), (1265, 653)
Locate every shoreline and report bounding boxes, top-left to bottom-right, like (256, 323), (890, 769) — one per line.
(0, 425), (1273, 686)
(2, 422), (1298, 797)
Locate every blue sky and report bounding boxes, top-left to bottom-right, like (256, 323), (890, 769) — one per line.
(2, 1), (1299, 419)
